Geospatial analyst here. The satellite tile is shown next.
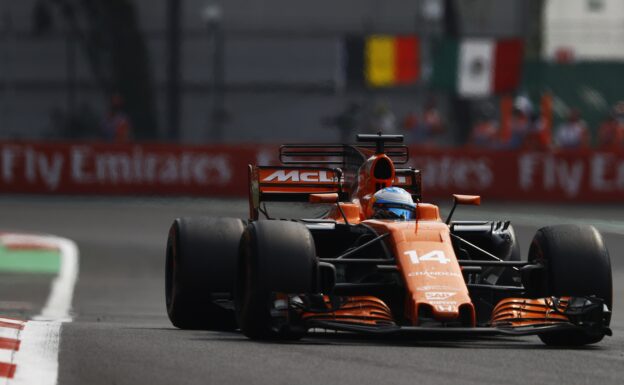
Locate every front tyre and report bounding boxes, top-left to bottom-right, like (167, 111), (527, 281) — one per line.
(236, 220), (318, 340)
(527, 224), (612, 346)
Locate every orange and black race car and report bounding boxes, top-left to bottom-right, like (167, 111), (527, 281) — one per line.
(165, 134), (612, 346)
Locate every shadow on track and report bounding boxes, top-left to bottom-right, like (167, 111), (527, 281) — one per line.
(151, 327), (604, 351)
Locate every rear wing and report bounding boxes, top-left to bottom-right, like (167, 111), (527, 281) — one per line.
(248, 164), (422, 220)
(248, 165), (345, 220)
(249, 134), (420, 220)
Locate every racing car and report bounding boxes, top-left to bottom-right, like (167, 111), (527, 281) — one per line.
(165, 134), (612, 346)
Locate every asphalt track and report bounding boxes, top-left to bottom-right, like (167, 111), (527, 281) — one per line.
(0, 197), (623, 385)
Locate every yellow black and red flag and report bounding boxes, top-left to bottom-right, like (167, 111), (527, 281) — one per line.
(344, 35), (420, 88)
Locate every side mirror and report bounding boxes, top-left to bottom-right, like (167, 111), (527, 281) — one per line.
(445, 194), (481, 224)
(309, 193), (339, 204)
(453, 194), (481, 206)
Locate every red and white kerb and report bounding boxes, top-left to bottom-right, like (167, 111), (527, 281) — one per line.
(0, 317), (25, 379)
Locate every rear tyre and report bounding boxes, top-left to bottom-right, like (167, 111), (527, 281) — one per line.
(236, 220), (318, 340)
(166, 217), (244, 330)
(527, 225), (612, 346)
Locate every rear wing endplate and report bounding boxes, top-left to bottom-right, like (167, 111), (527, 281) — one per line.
(394, 168), (422, 203)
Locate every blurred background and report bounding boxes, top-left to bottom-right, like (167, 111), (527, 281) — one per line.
(1, 0), (624, 200)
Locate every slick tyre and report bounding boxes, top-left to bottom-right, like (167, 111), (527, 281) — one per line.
(166, 217), (245, 330)
(236, 220), (318, 340)
(528, 224), (612, 346)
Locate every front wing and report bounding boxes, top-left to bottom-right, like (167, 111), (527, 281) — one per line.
(301, 296), (611, 339)
(306, 320), (611, 338)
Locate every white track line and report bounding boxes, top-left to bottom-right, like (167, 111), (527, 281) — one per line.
(33, 237), (79, 322)
(10, 322), (61, 385)
(6, 235), (79, 385)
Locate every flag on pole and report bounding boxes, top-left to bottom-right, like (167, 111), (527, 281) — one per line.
(344, 35), (421, 88)
(458, 39), (494, 97)
(458, 39), (524, 97)
(433, 38), (524, 97)
(366, 36), (396, 86)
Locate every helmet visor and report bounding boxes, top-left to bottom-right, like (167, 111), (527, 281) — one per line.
(373, 202), (415, 220)
(387, 207), (415, 220)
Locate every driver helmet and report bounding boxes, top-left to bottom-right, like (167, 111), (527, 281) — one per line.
(371, 187), (416, 220)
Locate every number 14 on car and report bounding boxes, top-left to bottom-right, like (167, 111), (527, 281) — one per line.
(404, 250), (451, 264)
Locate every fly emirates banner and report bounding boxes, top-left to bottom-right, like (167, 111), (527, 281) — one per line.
(0, 142), (623, 202)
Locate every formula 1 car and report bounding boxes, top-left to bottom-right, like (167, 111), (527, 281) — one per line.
(165, 134), (612, 346)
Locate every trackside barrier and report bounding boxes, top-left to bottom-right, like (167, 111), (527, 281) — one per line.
(0, 142), (624, 202)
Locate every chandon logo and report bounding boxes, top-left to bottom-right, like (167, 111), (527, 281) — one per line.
(262, 170), (335, 183)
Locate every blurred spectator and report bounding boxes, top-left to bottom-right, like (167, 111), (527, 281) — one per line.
(524, 116), (551, 151)
(506, 95), (533, 149)
(523, 92), (554, 151)
(615, 101), (624, 120)
(403, 98), (444, 145)
(322, 102), (361, 143)
(597, 114), (622, 150)
(597, 103), (624, 150)
(468, 105), (499, 148)
(102, 94), (132, 142)
(371, 101), (397, 134)
(402, 111), (418, 140)
(554, 109), (589, 149)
